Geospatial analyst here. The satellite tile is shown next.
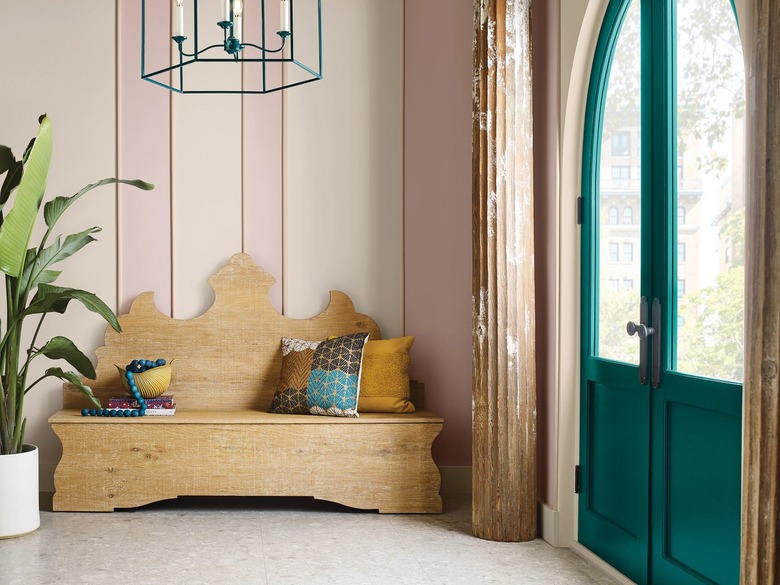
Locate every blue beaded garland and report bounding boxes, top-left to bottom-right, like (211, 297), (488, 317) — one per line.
(85, 357), (166, 417)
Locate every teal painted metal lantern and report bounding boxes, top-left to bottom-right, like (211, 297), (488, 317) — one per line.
(142, 0), (322, 94)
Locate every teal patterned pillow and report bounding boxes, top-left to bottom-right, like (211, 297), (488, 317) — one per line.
(307, 333), (369, 417)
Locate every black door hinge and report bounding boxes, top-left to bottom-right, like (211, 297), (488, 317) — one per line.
(575, 464), (581, 494)
(576, 197), (583, 225)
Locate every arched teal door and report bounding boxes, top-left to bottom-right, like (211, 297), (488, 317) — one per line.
(579, 1), (745, 583)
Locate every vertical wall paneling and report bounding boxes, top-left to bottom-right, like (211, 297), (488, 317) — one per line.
(284, 0), (404, 339)
(0, 1), (118, 487)
(242, 2), (284, 312)
(171, 92), (243, 317)
(118, 0), (172, 316)
(171, 91), (243, 320)
(404, 0), (473, 466)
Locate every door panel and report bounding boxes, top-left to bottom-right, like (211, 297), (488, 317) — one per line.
(652, 373), (742, 583)
(588, 383), (645, 535)
(660, 402), (741, 583)
(581, 378), (648, 582)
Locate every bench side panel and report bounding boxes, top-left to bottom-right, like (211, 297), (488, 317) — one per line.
(51, 419), (443, 514)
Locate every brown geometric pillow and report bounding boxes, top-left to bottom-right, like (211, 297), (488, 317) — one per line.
(268, 337), (320, 414)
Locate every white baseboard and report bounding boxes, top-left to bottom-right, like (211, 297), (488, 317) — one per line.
(439, 465), (471, 495)
(539, 502), (560, 547)
(568, 541), (637, 585)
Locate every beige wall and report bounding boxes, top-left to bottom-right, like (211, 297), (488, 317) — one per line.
(0, 1), (118, 487)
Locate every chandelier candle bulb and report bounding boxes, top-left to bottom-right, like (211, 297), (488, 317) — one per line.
(233, 0), (243, 43)
(280, 0), (290, 34)
(174, 0), (185, 38)
(221, 0), (231, 24)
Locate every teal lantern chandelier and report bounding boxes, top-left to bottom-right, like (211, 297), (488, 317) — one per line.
(142, 0), (322, 94)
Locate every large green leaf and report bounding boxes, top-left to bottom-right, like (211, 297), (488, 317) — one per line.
(38, 336), (96, 379)
(0, 117), (52, 277)
(0, 160), (23, 208)
(0, 145), (13, 174)
(20, 227), (100, 292)
(43, 367), (100, 407)
(44, 178), (154, 228)
(26, 285), (121, 332)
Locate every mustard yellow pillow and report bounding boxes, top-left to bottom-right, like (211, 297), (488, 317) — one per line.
(359, 336), (416, 413)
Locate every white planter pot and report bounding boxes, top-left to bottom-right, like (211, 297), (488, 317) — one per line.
(0, 444), (41, 539)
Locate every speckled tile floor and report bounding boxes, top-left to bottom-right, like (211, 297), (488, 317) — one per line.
(0, 495), (618, 585)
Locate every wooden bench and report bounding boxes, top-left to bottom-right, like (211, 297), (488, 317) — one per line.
(49, 254), (443, 513)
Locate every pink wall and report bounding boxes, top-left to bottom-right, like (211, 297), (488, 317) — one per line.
(404, 0), (560, 506)
(404, 1), (474, 466)
(118, 0), (172, 315)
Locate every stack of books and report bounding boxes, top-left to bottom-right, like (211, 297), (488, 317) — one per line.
(106, 395), (176, 416)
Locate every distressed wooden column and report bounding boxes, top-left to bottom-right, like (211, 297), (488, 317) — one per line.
(741, 0), (780, 582)
(472, 0), (536, 542)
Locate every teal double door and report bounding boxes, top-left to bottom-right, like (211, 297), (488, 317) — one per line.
(578, 1), (744, 584)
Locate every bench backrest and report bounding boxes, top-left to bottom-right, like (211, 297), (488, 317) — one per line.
(64, 253), (381, 410)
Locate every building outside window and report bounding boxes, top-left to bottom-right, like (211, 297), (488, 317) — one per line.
(678, 206), (686, 226)
(678, 279), (686, 297)
(623, 242), (633, 263)
(678, 242), (686, 264)
(623, 206), (633, 224)
(608, 206), (619, 224)
(623, 278), (634, 290)
(609, 278), (620, 291)
(609, 242), (619, 263)
(611, 131), (630, 156)
(611, 165), (630, 187)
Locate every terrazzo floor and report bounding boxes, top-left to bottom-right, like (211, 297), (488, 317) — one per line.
(1, 495), (619, 585)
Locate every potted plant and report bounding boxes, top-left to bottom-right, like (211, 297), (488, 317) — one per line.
(0, 115), (152, 538)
